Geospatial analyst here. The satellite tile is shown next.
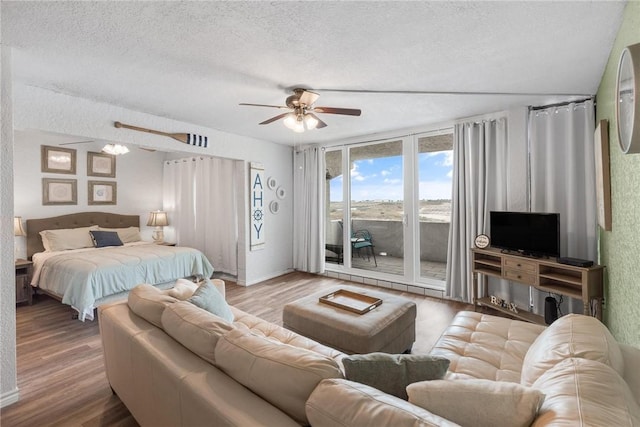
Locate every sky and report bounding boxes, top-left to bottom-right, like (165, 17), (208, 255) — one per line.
(330, 150), (453, 202)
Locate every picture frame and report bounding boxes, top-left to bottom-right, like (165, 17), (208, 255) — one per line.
(88, 180), (117, 205)
(42, 178), (77, 205)
(594, 119), (612, 231)
(87, 151), (116, 178)
(41, 145), (77, 174)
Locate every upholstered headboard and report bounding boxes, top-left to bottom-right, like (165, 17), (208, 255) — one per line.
(26, 212), (139, 260)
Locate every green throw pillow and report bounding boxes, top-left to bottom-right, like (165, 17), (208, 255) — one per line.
(188, 279), (234, 322)
(342, 352), (449, 400)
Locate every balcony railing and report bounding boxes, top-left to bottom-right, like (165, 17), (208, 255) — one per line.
(325, 219), (449, 280)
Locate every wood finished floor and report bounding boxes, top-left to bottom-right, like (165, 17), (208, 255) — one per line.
(1, 271), (472, 427)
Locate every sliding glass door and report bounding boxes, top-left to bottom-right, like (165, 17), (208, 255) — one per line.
(349, 139), (404, 276)
(324, 129), (453, 287)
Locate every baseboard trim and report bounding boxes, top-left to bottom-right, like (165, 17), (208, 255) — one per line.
(0, 387), (20, 408)
(243, 268), (294, 286)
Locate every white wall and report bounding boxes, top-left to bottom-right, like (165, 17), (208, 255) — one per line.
(13, 84), (294, 286)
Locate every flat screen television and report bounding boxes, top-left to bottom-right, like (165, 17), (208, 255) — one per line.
(489, 211), (560, 258)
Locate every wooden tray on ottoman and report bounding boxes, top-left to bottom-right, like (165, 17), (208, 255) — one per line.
(319, 289), (383, 315)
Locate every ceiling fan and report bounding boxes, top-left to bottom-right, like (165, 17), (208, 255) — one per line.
(59, 140), (156, 154)
(239, 88), (361, 132)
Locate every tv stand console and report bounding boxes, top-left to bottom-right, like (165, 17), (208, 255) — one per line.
(471, 247), (605, 325)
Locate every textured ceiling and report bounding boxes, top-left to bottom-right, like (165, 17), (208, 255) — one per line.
(2, 1), (626, 146)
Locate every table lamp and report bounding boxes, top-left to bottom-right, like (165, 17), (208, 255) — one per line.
(147, 210), (168, 243)
(14, 216), (26, 260)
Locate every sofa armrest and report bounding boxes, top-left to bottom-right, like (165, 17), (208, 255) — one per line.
(620, 343), (640, 405)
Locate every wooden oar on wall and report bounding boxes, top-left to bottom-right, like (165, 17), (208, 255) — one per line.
(114, 121), (208, 148)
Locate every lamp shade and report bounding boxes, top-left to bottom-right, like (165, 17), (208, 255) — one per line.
(14, 217), (26, 237)
(147, 211), (168, 227)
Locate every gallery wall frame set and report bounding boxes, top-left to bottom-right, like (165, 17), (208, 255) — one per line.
(40, 145), (118, 206)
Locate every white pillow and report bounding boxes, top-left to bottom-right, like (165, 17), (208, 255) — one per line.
(98, 226), (141, 243)
(165, 278), (199, 300)
(407, 379), (545, 427)
(39, 225), (98, 252)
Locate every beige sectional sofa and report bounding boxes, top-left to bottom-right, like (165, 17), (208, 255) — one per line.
(99, 280), (640, 426)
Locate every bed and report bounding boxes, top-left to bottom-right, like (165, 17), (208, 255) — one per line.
(26, 212), (214, 321)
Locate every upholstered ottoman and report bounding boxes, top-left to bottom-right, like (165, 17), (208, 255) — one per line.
(283, 286), (416, 354)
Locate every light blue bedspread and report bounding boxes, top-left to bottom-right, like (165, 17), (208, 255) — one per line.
(34, 244), (214, 320)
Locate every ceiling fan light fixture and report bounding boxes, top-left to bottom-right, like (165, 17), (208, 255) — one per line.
(303, 113), (318, 130)
(102, 143), (130, 155)
(283, 112), (298, 130)
(293, 118), (305, 133)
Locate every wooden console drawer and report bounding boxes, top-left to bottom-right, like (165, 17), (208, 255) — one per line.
(503, 268), (537, 285)
(504, 258), (536, 273)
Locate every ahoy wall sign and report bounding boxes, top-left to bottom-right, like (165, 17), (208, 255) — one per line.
(250, 162), (265, 251)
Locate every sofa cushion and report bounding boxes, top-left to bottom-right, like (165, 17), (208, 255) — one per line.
(342, 353), (449, 400)
(430, 311), (545, 383)
(531, 358), (640, 427)
(215, 327), (343, 425)
(521, 313), (624, 386)
(166, 279), (199, 300)
(188, 279), (234, 322)
(161, 301), (235, 364)
(127, 284), (177, 328)
(306, 378), (460, 427)
(231, 307), (344, 364)
(407, 378), (545, 427)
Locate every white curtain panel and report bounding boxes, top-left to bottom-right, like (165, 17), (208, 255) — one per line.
(163, 157), (238, 276)
(293, 147), (324, 273)
(446, 118), (508, 302)
(529, 99), (596, 314)
(163, 159), (197, 244)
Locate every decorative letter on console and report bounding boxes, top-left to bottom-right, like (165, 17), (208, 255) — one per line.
(250, 162), (265, 251)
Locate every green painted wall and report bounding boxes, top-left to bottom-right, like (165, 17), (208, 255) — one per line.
(596, 1), (640, 346)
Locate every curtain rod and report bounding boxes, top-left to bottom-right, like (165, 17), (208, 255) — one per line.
(529, 97), (594, 111)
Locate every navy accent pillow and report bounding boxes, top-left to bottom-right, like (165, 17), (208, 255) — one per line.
(89, 230), (124, 248)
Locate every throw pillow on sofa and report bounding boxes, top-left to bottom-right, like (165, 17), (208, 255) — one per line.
(521, 313), (624, 386)
(531, 357), (640, 427)
(215, 327), (343, 425)
(342, 352), (449, 400)
(406, 378), (545, 427)
(166, 278), (199, 300)
(188, 278), (234, 322)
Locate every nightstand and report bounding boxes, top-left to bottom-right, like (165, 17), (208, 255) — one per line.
(15, 259), (33, 305)
(155, 242), (176, 246)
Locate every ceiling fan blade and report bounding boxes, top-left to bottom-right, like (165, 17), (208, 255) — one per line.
(259, 113), (289, 125)
(139, 147), (156, 152)
(313, 106), (362, 116)
(239, 103), (289, 109)
(58, 140), (94, 145)
(308, 113), (328, 129)
(299, 90), (320, 107)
